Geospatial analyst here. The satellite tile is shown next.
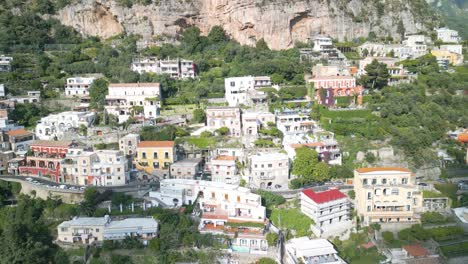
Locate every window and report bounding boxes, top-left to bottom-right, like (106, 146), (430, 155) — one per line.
(392, 188), (399, 195)
(142, 152), (147, 159)
(165, 152), (169, 159)
(402, 178), (408, 184)
(268, 164), (272, 168)
(225, 194), (228, 200)
(279, 163), (282, 167)
(96, 228), (99, 232)
(117, 168), (121, 172)
(363, 179), (368, 185)
(367, 192), (371, 200)
(407, 192), (411, 199)
(153, 152), (158, 159)
(153, 162), (159, 169)
(406, 205), (411, 211)
(382, 178), (387, 184)
(83, 169), (87, 173)
(372, 179), (377, 185)
(254, 165), (257, 168)
(261, 164), (264, 168)
(367, 206), (371, 212)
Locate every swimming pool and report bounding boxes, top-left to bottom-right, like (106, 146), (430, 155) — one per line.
(231, 245), (250, 253)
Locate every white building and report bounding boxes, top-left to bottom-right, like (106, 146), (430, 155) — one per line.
(249, 152), (290, 190)
(57, 215), (158, 245)
(131, 57), (195, 79)
(403, 35), (428, 58)
(105, 83), (161, 123)
(35, 111), (96, 140)
(284, 237), (346, 264)
(0, 84), (5, 97)
(206, 107), (242, 136)
(436, 27), (461, 43)
(276, 112), (318, 135)
(224, 76), (271, 106)
(241, 111), (275, 136)
(61, 148), (129, 186)
(209, 155), (238, 185)
(65, 77), (96, 97)
(149, 179), (267, 253)
(0, 55), (12, 72)
(301, 189), (352, 238)
(439, 44), (463, 55)
(170, 158), (202, 179)
(313, 36), (333, 52)
(119, 133), (140, 156)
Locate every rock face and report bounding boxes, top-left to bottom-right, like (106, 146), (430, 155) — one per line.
(57, 0), (434, 50)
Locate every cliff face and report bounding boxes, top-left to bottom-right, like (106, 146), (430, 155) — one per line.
(57, 0), (436, 50)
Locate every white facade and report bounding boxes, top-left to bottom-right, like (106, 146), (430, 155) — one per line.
(276, 113), (318, 135)
(301, 189), (352, 238)
(206, 107), (242, 136)
(35, 111), (96, 140)
(313, 36), (333, 52)
(105, 83), (161, 123)
(131, 57), (195, 79)
(170, 158), (202, 179)
(0, 55), (12, 72)
(249, 152), (290, 190)
(0, 84), (4, 97)
(65, 77), (96, 97)
(61, 148), (129, 186)
(403, 35), (428, 58)
(224, 76), (271, 106)
(437, 28), (461, 43)
(57, 215), (158, 244)
(439, 44), (463, 55)
(210, 155), (238, 185)
(241, 111), (275, 136)
(284, 237), (346, 264)
(119, 133), (140, 156)
(354, 168), (423, 226)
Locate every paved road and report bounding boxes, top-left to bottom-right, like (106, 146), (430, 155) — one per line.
(0, 175), (157, 193)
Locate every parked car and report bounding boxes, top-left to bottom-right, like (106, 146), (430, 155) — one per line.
(26, 177), (33, 181)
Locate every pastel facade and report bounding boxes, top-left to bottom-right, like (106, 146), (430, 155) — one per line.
(309, 76), (363, 107)
(131, 57), (195, 78)
(358, 57), (411, 86)
(65, 77), (95, 97)
(61, 148), (128, 186)
(57, 215), (158, 244)
(286, 140), (342, 166)
(224, 76), (271, 106)
(6, 128), (35, 153)
(354, 167), (423, 226)
(301, 189), (352, 238)
(35, 111), (96, 140)
(431, 50), (463, 66)
(18, 140), (76, 182)
(206, 107), (242, 136)
(249, 152), (290, 190)
(241, 111), (275, 136)
(119, 133), (140, 156)
(210, 155), (238, 185)
(134, 141), (175, 176)
(285, 237), (346, 264)
(105, 83), (161, 123)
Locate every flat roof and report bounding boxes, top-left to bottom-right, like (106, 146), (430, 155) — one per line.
(104, 218), (158, 231)
(287, 237), (337, 257)
(58, 217), (108, 227)
(171, 158), (202, 166)
(250, 152), (288, 162)
(109, 83), (160, 88)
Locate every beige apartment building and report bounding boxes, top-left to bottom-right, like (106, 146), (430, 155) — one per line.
(354, 167), (423, 226)
(210, 155), (238, 185)
(206, 107), (242, 137)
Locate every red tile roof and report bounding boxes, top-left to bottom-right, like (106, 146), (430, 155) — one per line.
(137, 141), (174, 148)
(403, 244), (429, 257)
(214, 155), (236, 161)
(361, 241), (375, 249)
(31, 140), (73, 148)
(356, 167), (412, 173)
(6, 129), (33, 137)
(290, 142), (324, 149)
(302, 189), (347, 204)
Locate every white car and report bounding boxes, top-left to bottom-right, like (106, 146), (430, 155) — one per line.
(26, 177), (33, 181)
(59, 185), (67, 189)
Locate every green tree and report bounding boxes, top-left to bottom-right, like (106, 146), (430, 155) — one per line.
(207, 26), (227, 43)
(361, 59), (390, 89)
(266, 233), (278, 246)
(215, 127), (229, 136)
(292, 147), (318, 181)
(257, 190), (286, 208)
(89, 78), (109, 110)
(256, 38), (270, 51)
(313, 162), (330, 182)
(258, 257), (277, 264)
(271, 73), (284, 84)
(192, 108), (206, 123)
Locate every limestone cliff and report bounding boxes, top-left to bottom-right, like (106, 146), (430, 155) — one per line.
(56, 0), (437, 50)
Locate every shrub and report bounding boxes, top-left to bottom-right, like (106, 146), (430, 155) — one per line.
(257, 190), (286, 208)
(266, 233), (278, 246)
(421, 212), (448, 224)
(382, 231), (394, 243)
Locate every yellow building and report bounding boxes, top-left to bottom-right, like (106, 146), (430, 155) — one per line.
(431, 50), (463, 66)
(135, 141), (175, 176)
(354, 167), (423, 226)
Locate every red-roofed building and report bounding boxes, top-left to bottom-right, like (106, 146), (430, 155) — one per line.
(300, 188), (352, 238)
(5, 128), (35, 153)
(308, 75), (363, 108)
(17, 140), (77, 182)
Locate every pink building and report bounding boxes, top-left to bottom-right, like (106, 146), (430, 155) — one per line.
(206, 107), (242, 137)
(309, 76), (363, 107)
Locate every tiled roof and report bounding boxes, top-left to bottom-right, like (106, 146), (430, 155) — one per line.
(6, 129), (33, 137)
(302, 189), (347, 204)
(290, 142), (324, 149)
(403, 244), (429, 257)
(356, 167), (412, 173)
(109, 83), (160, 88)
(31, 140), (73, 148)
(311, 75), (355, 80)
(214, 155), (236, 161)
(137, 141), (174, 148)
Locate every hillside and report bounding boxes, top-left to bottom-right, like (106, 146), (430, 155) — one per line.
(49, 0), (438, 50)
(428, 0), (468, 39)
